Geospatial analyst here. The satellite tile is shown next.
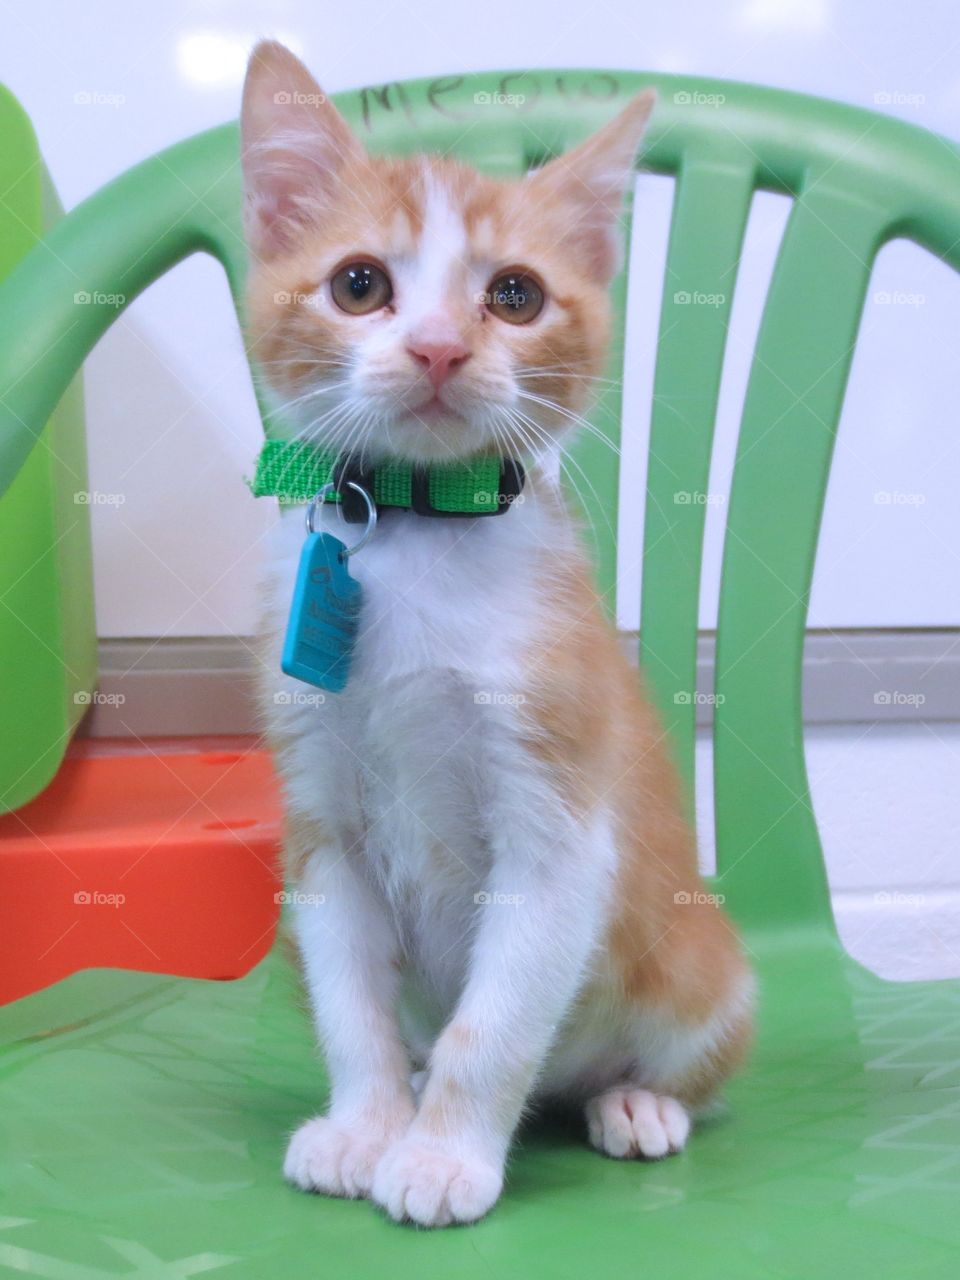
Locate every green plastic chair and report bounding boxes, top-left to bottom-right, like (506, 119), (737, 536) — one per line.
(2, 69), (959, 1278)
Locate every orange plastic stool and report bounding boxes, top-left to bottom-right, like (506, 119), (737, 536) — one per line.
(0, 738), (283, 1005)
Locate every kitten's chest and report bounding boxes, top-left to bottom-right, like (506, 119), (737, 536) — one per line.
(268, 502), (548, 688)
(262, 495), (569, 960)
(262, 501), (560, 853)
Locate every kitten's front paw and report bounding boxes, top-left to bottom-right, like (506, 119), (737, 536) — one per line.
(371, 1137), (503, 1227)
(585, 1088), (690, 1160)
(284, 1116), (398, 1198)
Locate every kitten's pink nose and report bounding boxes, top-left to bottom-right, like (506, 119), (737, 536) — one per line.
(407, 337), (471, 391)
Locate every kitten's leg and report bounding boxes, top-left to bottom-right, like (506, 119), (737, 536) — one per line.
(371, 803), (615, 1227)
(284, 843), (415, 1199)
(583, 954), (753, 1160)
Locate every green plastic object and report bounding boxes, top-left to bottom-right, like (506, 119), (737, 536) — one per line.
(0, 87), (96, 813)
(2, 69), (960, 1273)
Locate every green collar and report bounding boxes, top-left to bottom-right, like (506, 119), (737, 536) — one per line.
(249, 440), (525, 518)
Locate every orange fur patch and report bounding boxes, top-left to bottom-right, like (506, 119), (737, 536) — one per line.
(521, 540), (752, 1101)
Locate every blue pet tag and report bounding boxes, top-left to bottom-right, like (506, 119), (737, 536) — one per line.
(282, 531), (362, 693)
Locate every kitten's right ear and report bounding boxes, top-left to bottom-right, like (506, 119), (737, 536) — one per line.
(241, 40), (363, 258)
(525, 90), (655, 282)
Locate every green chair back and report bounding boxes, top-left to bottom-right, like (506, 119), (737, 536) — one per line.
(3, 70), (959, 938)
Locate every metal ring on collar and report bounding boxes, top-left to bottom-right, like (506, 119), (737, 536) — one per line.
(305, 481), (377, 556)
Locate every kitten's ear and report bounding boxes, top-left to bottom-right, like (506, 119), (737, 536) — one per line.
(241, 40), (364, 258)
(527, 91), (655, 282)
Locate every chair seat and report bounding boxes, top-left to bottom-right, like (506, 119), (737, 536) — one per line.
(1, 938), (957, 1278)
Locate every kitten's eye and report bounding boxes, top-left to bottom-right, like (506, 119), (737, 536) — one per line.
(330, 262), (393, 315)
(485, 271), (544, 324)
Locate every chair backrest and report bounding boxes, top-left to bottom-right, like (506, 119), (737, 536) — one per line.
(2, 70), (959, 932)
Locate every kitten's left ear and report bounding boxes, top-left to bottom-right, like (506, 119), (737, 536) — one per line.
(241, 40), (365, 259)
(527, 91), (656, 282)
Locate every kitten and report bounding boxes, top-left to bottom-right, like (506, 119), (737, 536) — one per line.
(241, 40), (753, 1228)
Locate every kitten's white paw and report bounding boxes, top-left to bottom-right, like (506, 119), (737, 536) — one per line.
(371, 1137), (503, 1227)
(284, 1116), (397, 1198)
(585, 1088), (690, 1160)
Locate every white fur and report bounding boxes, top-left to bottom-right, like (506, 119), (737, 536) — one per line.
(396, 165), (471, 330)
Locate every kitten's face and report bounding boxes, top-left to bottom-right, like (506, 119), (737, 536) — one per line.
(241, 43), (653, 465)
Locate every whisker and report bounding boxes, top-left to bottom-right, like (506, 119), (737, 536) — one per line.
(264, 380), (354, 420)
(507, 407), (616, 552)
(515, 390), (623, 459)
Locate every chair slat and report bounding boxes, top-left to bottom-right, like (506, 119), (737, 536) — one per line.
(638, 155), (755, 796)
(713, 188), (886, 930)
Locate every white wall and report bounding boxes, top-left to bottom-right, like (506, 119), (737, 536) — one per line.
(5, 0), (960, 636)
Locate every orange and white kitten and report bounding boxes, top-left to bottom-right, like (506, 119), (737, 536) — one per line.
(241, 41), (752, 1228)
